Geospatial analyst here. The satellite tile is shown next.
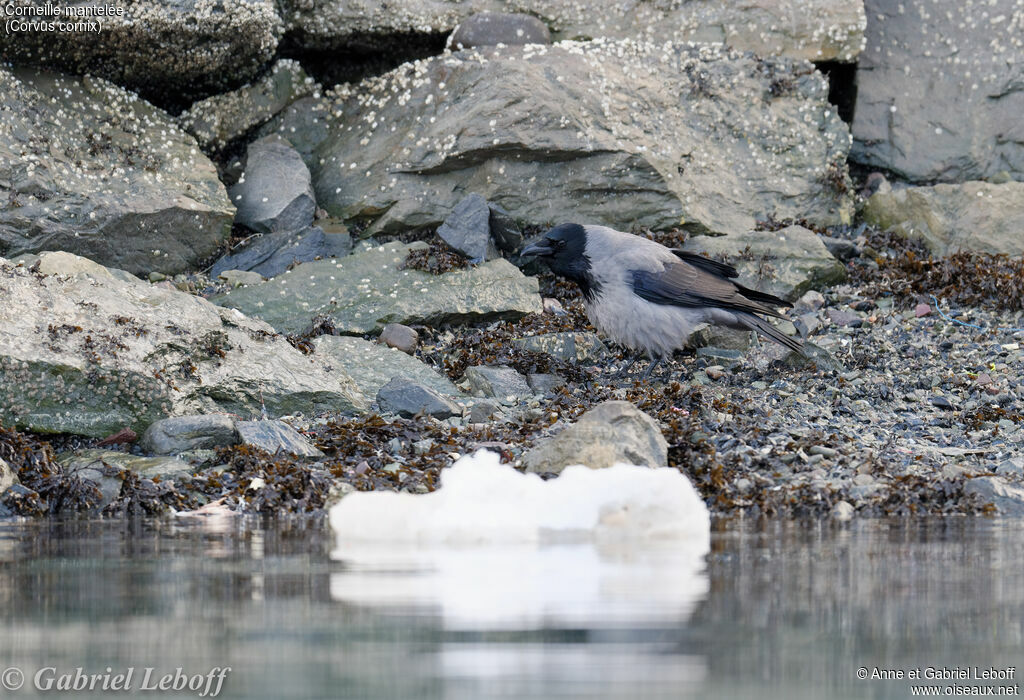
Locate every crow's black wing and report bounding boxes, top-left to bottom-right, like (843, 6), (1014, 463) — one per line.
(631, 259), (787, 318)
(670, 250), (739, 279)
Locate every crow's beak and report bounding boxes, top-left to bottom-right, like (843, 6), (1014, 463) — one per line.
(520, 240), (554, 258)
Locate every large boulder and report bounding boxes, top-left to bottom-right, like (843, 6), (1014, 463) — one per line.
(283, 0), (864, 62)
(0, 67), (233, 276)
(0, 0), (282, 106)
(306, 40), (853, 236)
(0, 252), (365, 438)
(230, 137), (317, 234)
(851, 0), (1024, 182)
(861, 181), (1024, 257)
(681, 225), (847, 302)
(214, 241), (542, 335)
(311, 335), (459, 400)
(178, 59), (318, 152)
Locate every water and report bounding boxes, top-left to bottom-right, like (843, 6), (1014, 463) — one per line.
(0, 518), (1021, 699)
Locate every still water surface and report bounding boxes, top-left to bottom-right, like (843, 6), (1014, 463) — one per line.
(0, 518), (1021, 699)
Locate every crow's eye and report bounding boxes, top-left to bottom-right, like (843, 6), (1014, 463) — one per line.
(551, 238), (567, 250)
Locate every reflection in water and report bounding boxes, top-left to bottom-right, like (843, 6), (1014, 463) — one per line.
(0, 518), (1021, 699)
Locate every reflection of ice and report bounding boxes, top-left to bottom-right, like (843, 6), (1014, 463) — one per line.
(329, 451), (710, 631)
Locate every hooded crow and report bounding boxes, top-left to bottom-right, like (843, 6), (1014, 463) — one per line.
(521, 223), (806, 378)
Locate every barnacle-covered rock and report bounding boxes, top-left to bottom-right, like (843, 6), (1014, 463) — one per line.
(0, 67), (234, 276)
(0, 252), (366, 438)
(288, 40), (853, 237)
(0, 0), (282, 105)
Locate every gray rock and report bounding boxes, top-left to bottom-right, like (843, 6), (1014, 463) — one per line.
(464, 366), (531, 400)
(312, 335), (458, 400)
(257, 96), (331, 158)
(0, 251), (365, 438)
(178, 60), (318, 152)
(379, 323), (419, 355)
(526, 373), (566, 394)
(468, 399), (503, 423)
(794, 290), (826, 312)
(681, 226), (846, 302)
(964, 477), (1024, 517)
(230, 137), (316, 234)
(688, 326), (752, 351)
(218, 270), (266, 288)
(236, 420), (323, 457)
(522, 400), (668, 475)
(0, 67), (233, 276)
(59, 448), (194, 483)
(488, 203), (523, 253)
(210, 225), (351, 279)
(861, 182), (1024, 257)
(283, 1), (864, 62)
(214, 241), (541, 335)
(0, 457), (18, 493)
(437, 193), (501, 262)
(141, 415), (239, 455)
(376, 377), (462, 419)
(831, 500), (855, 521)
(307, 41), (853, 237)
(851, 0), (1023, 182)
(513, 332), (610, 364)
(0, 0), (282, 105)
(448, 12), (551, 49)
(995, 458), (1024, 478)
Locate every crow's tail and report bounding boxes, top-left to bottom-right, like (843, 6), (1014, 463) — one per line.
(737, 312), (807, 357)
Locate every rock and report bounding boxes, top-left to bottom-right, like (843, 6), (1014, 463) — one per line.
(464, 366), (532, 400)
(214, 241), (541, 335)
(58, 448), (194, 483)
(210, 225), (351, 279)
(284, 1), (863, 63)
(513, 332), (610, 364)
(915, 303), (932, 318)
(306, 41), (853, 237)
(236, 420), (323, 457)
(964, 477), (1024, 516)
(0, 251), (365, 438)
(141, 415), (239, 455)
(0, 0), (282, 106)
(448, 12), (551, 49)
(0, 67), (233, 276)
(178, 60), (318, 152)
(794, 290), (826, 312)
(851, 0), (1023, 182)
(820, 235), (860, 262)
(218, 270), (266, 288)
(312, 335), (459, 400)
(681, 226), (846, 302)
(526, 373), (566, 394)
(437, 194), (501, 262)
(522, 400), (668, 475)
(379, 323), (419, 355)
(0, 457), (18, 493)
(827, 308), (862, 328)
(376, 377), (462, 419)
(1, 484), (43, 517)
(861, 182), (1024, 257)
(230, 137), (316, 234)
(689, 326), (752, 351)
(468, 400), (503, 423)
(995, 459), (1024, 478)
(831, 500), (855, 521)
(488, 203), (523, 253)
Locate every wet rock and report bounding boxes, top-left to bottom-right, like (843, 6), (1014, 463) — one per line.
(1, 484), (42, 517)
(513, 332), (610, 364)
(0, 0), (282, 106)
(681, 225), (846, 302)
(851, 0), (1023, 182)
(464, 366), (532, 400)
(0, 251), (365, 437)
(522, 401), (668, 475)
(0, 67), (233, 276)
(141, 415), (239, 455)
(437, 194), (501, 262)
(964, 477), (1024, 516)
(283, 1), (864, 62)
(218, 270), (266, 287)
(0, 457), (18, 493)
(59, 449), (194, 483)
(312, 335), (458, 400)
(526, 373), (566, 394)
(308, 41), (853, 236)
(448, 12), (551, 49)
(861, 182), (1024, 257)
(236, 420), (323, 457)
(230, 137), (317, 234)
(214, 241), (541, 335)
(376, 377), (462, 419)
(379, 323), (419, 355)
(178, 60), (318, 152)
(831, 500), (855, 521)
(210, 225), (351, 279)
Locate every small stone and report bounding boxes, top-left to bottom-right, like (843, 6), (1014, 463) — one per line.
(437, 193), (500, 262)
(542, 298), (566, 315)
(827, 308), (862, 327)
(468, 400), (502, 423)
(464, 365), (531, 399)
(0, 457), (18, 493)
(149, 272), (167, 282)
(808, 445), (837, 458)
(376, 377), (462, 419)
(141, 415), (239, 455)
(218, 269), (266, 288)
(526, 373), (566, 394)
(795, 289), (826, 311)
(975, 373), (992, 386)
(706, 366), (726, 380)
(831, 501), (855, 521)
(229, 136), (316, 234)
(928, 396), (954, 411)
(915, 303), (932, 317)
(379, 323), (419, 355)
(734, 477), (752, 493)
(236, 420), (324, 458)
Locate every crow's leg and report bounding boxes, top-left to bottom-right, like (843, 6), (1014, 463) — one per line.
(641, 355), (664, 381)
(614, 353), (641, 378)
